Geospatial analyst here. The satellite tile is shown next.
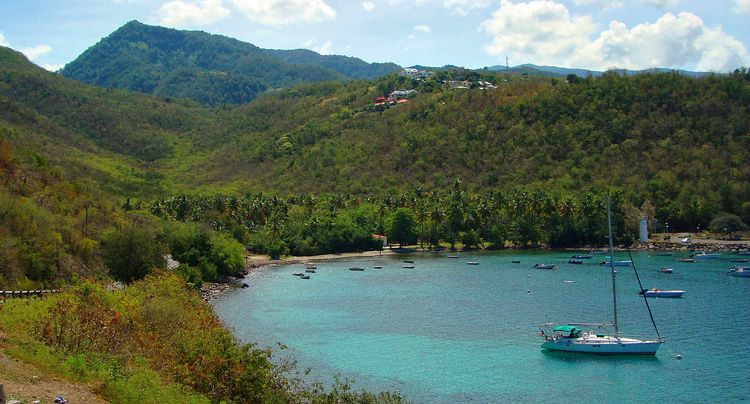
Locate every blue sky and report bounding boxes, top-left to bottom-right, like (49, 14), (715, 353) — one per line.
(1, 0), (749, 72)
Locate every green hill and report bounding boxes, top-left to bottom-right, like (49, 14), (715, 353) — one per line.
(60, 21), (401, 105)
(4, 45), (750, 235)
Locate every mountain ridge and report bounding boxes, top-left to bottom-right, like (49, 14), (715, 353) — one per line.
(61, 21), (401, 105)
(486, 63), (712, 78)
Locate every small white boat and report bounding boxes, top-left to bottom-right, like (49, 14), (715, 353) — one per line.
(467, 261), (479, 265)
(293, 272), (304, 276)
(639, 288), (685, 298)
(534, 264), (556, 270)
(676, 258), (695, 263)
(728, 266), (750, 277)
(659, 267), (674, 274)
(692, 252), (721, 259)
(305, 264), (317, 269)
(600, 260), (632, 267)
(305, 268), (316, 273)
(403, 264), (415, 269)
(349, 267), (365, 271)
(571, 254), (593, 259)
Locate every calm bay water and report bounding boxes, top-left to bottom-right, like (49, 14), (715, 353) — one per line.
(213, 251), (750, 403)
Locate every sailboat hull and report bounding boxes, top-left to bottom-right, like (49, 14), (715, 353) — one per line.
(542, 335), (661, 355)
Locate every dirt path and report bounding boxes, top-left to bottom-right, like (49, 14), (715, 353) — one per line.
(0, 350), (107, 403)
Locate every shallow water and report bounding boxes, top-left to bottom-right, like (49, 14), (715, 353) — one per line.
(213, 251), (750, 402)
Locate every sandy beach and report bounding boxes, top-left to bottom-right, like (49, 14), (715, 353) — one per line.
(244, 249), (396, 269)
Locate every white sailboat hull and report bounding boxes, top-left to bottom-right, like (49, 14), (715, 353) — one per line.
(542, 334), (661, 355)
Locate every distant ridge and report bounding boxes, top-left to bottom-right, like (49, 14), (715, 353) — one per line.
(486, 63), (711, 78)
(61, 21), (401, 105)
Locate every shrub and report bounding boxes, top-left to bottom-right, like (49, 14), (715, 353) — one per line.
(102, 223), (166, 283)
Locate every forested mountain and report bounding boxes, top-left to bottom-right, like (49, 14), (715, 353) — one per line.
(3, 45), (750, 258)
(61, 21), (401, 105)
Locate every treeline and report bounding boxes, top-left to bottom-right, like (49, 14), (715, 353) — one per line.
(142, 184), (642, 257)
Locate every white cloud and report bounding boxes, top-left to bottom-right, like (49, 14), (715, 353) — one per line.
(481, 1), (749, 72)
(20, 44), (52, 61)
(159, 0), (230, 27)
(362, 1), (375, 11)
(587, 12), (749, 71)
(231, 0), (336, 26)
(572, 0), (623, 10)
(0, 33), (10, 47)
(414, 25), (432, 33)
(443, 0), (491, 15)
(313, 40), (333, 54)
(733, 0), (750, 13)
(481, 1), (597, 66)
(642, 0), (677, 8)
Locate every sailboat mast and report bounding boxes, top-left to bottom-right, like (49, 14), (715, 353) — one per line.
(606, 194), (619, 336)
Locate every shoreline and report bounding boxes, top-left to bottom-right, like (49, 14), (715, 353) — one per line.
(199, 239), (748, 301)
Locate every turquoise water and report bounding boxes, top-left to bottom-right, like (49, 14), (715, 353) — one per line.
(212, 251), (750, 402)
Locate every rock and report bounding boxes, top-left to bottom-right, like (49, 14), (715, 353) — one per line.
(241, 283), (249, 288)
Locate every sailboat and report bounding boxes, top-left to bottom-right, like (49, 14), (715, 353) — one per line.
(539, 195), (664, 355)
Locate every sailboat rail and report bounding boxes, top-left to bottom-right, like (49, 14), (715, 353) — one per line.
(566, 322), (615, 327)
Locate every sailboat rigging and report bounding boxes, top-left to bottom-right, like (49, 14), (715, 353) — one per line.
(538, 195), (664, 355)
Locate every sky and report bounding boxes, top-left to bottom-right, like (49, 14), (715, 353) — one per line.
(1, 0), (749, 73)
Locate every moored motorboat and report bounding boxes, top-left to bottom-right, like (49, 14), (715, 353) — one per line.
(305, 264), (317, 269)
(403, 260), (415, 263)
(403, 264), (415, 268)
(349, 267), (365, 271)
(534, 264), (556, 270)
(655, 252), (673, 256)
(600, 260), (632, 267)
(659, 267), (674, 274)
(300, 275), (311, 279)
(447, 255), (460, 258)
(730, 258), (749, 263)
(293, 272), (304, 276)
(728, 266), (750, 277)
(571, 254), (593, 259)
(692, 251), (721, 259)
(467, 261), (479, 265)
(639, 288), (685, 298)
(676, 258), (695, 263)
(305, 268), (316, 273)
(568, 259), (583, 264)
(511, 260), (521, 263)
(373, 265), (383, 269)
